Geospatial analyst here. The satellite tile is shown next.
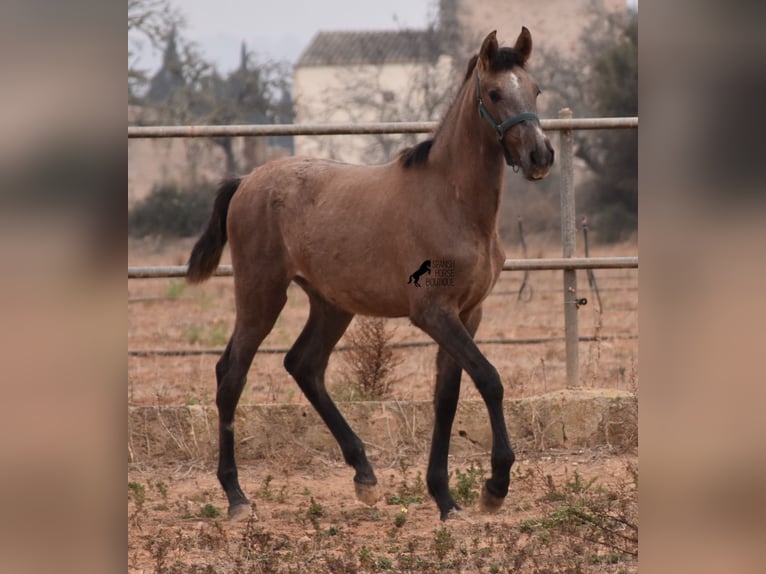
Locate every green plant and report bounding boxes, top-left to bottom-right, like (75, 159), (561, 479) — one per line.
(128, 481), (146, 510)
(358, 546), (373, 569)
(145, 531), (171, 574)
(258, 474), (274, 499)
(183, 322), (229, 346)
(207, 322), (228, 346)
(199, 504), (221, 518)
(388, 462), (426, 506)
(154, 480), (168, 502)
(529, 470), (638, 560)
(393, 510), (407, 528)
(183, 324), (204, 344)
(450, 463), (484, 507)
(432, 526), (454, 560)
(165, 279), (186, 300)
(306, 497), (323, 518)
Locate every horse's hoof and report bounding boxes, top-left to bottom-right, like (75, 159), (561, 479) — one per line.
(479, 485), (505, 514)
(228, 502), (253, 521)
(354, 482), (380, 506)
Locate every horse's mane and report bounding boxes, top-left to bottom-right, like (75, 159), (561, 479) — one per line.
(398, 47), (527, 169)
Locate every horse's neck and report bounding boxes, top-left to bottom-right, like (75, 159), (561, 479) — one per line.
(430, 81), (506, 229)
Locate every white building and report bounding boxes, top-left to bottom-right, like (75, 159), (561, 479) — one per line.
(294, 29), (453, 165)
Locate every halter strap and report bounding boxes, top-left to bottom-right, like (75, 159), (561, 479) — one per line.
(476, 71), (540, 168)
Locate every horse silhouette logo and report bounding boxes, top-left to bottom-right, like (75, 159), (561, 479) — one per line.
(407, 260), (432, 287)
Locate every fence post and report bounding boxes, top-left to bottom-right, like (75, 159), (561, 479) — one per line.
(559, 108), (579, 388)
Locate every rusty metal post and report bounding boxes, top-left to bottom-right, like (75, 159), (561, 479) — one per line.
(559, 108), (579, 388)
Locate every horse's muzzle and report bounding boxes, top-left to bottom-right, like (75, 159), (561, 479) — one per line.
(527, 135), (554, 180)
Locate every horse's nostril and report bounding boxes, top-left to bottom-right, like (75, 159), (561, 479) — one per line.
(530, 150), (539, 165)
(545, 138), (553, 154)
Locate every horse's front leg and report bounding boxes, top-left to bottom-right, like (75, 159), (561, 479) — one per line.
(426, 306), (483, 519)
(412, 305), (514, 516)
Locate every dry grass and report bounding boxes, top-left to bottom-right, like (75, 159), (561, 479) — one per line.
(337, 317), (402, 401)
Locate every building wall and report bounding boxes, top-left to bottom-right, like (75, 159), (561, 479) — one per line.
(294, 56), (452, 165)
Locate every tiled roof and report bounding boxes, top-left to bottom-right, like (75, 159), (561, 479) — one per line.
(296, 29), (442, 67)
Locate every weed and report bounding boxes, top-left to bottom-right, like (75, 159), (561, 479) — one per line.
(207, 322), (228, 346)
(145, 531), (172, 574)
(393, 509), (408, 528)
(199, 504), (221, 518)
(388, 461), (426, 506)
(358, 546), (373, 569)
(531, 469), (638, 560)
(306, 497), (323, 518)
(375, 555), (393, 570)
(183, 324), (204, 344)
(154, 480), (169, 501)
(258, 474), (275, 500)
(432, 526), (454, 560)
(450, 462), (484, 507)
(165, 280), (186, 300)
(183, 322), (229, 346)
(128, 481), (146, 510)
(341, 317), (401, 400)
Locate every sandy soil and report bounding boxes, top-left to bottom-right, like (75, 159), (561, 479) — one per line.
(128, 450), (637, 573)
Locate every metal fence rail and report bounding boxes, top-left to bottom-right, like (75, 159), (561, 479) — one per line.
(128, 257), (638, 279)
(128, 117), (638, 139)
(129, 334), (639, 358)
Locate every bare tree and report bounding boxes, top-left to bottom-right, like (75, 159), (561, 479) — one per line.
(534, 4), (638, 241)
(128, 0), (183, 99)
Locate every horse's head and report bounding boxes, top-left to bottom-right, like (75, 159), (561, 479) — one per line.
(474, 28), (554, 180)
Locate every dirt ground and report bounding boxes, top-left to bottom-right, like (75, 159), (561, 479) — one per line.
(128, 237), (638, 573)
(128, 449), (637, 573)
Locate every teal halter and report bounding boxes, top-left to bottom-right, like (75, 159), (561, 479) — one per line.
(476, 71), (540, 168)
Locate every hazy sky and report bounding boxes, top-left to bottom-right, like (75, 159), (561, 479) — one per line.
(133, 0), (637, 75)
(134, 0), (434, 74)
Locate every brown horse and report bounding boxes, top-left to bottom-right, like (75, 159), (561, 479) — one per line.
(187, 28), (553, 520)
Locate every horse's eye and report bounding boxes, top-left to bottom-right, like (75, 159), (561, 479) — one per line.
(489, 90), (501, 103)
(537, 88), (542, 97)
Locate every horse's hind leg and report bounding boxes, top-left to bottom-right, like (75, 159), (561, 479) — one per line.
(216, 284), (287, 519)
(284, 279), (379, 505)
(426, 306), (482, 520)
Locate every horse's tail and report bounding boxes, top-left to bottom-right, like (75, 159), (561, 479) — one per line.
(186, 177), (242, 284)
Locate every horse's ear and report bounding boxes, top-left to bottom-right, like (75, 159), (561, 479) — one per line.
(514, 26), (533, 64)
(479, 30), (498, 69)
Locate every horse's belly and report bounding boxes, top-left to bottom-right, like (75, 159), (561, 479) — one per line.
(317, 280), (411, 318)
